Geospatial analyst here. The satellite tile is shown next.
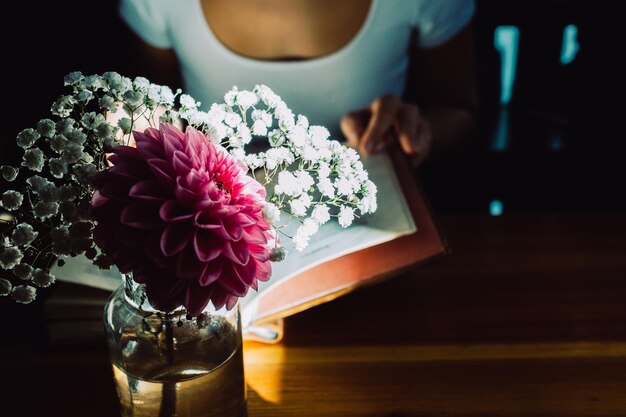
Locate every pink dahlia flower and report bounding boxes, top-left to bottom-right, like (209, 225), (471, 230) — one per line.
(91, 124), (272, 315)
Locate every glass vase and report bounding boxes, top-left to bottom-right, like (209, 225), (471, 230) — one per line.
(103, 275), (247, 417)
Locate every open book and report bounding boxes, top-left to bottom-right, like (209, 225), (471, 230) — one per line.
(46, 149), (445, 344)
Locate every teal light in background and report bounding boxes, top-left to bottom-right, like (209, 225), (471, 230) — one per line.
(489, 199), (504, 216)
(494, 26), (520, 106)
(560, 24), (579, 65)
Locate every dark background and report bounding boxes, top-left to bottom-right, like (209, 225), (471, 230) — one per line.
(2, 0), (625, 214)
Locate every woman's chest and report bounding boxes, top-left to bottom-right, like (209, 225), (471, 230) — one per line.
(200, 0), (372, 60)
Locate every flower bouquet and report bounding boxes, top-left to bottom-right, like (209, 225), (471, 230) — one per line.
(0, 72), (377, 417)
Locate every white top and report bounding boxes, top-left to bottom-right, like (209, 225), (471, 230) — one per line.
(120, 0), (475, 136)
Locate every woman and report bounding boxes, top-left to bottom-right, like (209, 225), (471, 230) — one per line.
(120, 0), (476, 165)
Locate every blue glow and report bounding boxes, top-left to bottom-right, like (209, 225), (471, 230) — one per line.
(489, 200), (504, 216)
(490, 107), (510, 152)
(494, 26), (520, 105)
(560, 25), (579, 65)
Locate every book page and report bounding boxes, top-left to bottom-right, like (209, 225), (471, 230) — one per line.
(241, 152), (416, 330)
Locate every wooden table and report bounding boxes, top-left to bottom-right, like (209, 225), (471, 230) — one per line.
(2, 212), (626, 416)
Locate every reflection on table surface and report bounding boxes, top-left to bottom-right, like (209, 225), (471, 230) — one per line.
(2, 210), (626, 416)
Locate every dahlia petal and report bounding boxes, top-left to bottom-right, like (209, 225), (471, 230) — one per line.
(160, 223), (194, 256)
(109, 145), (141, 160)
(222, 216), (244, 241)
(194, 230), (222, 262)
(108, 161), (152, 180)
(218, 264), (248, 297)
(243, 228), (268, 245)
(129, 180), (170, 201)
(144, 232), (173, 269)
(255, 259), (272, 281)
(226, 295), (239, 310)
(193, 212), (222, 230)
(175, 177), (198, 203)
(210, 287), (229, 311)
(233, 213), (256, 227)
(249, 244), (271, 262)
(161, 125), (185, 161)
(222, 239), (250, 265)
(90, 190), (109, 208)
(121, 202), (163, 229)
(235, 259), (257, 286)
(176, 245), (206, 279)
(136, 140), (164, 160)
(159, 200), (194, 222)
(148, 158), (176, 186)
(184, 280), (213, 316)
(115, 224), (144, 247)
(172, 150), (192, 174)
(99, 179), (133, 201)
(199, 260), (222, 286)
(146, 279), (184, 313)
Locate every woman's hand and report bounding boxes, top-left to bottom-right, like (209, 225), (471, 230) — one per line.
(340, 94), (432, 166)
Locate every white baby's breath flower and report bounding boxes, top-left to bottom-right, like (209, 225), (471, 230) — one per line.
(252, 119), (268, 136)
(317, 177), (335, 198)
(244, 153), (264, 170)
(275, 171), (300, 196)
(302, 145), (319, 162)
(1, 165), (18, 182)
(335, 177), (353, 197)
(230, 147), (246, 161)
(318, 162), (331, 179)
(301, 218), (319, 236)
(0, 247), (24, 270)
(49, 157), (69, 178)
(133, 76), (150, 92)
(26, 175), (53, 194)
(206, 121), (228, 141)
(311, 204), (331, 225)
(254, 84), (281, 107)
(252, 109), (272, 126)
(11, 285), (36, 304)
(288, 125), (307, 148)
(236, 125), (252, 145)
(1, 190), (24, 211)
(224, 87), (238, 106)
(32, 269), (56, 288)
(224, 111), (243, 128)
(338, 206), (355, 228)
(309, 125), (330, 148)
(294, 170), (314, 193)
(16, 128), (40, 149)
(50, 134), (67, 153)
(296, 114), (309, 129)
(36, 119), (56, 138)
(262, 203), (281, 225)
(64, 71), (84, 86)
(12, 263), (34, 281)
(61, 142), (85, 164)
(159, 86), (176, 105)
(11, 223), (38, 247)
(208, 103), (227, 122)
(236, 90), (258, 109)
(100, 94), (119, 112)
(0, 278), (11, 296)
(293, 226), (311, 251)
(50, 95), (77, 118)
(180, 94), (197, 109)
(33, 201), (59, 220)
(290, 198), (308, 217)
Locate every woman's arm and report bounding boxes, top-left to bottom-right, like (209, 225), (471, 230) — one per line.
(341, 24), (477, 164)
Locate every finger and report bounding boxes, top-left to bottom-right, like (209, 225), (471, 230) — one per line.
(361, 95), (401, 155)
(394, 103), (420, 155)
(340, 109), (370, 149)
